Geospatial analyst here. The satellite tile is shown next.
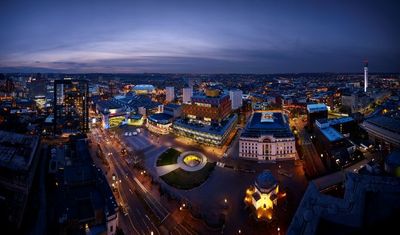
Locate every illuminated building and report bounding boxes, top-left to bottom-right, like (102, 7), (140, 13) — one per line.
(244, 170), (285, 221)
(146, 113), (174, 134)
(165, 86), (175, 102)
(229, 89), (243, 110)
(181, 88), (231, 124)
(53, 79), (89, 134)
(96, 93), (160, 129)
(173, 88), (237, 146)
(132, 84), (155, 95)
(182, 87), (193, 104)
(239, 112), (297, 161)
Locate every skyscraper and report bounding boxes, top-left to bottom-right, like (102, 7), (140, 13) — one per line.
(53, 79), (89, 134)
(182, 87), (193, 104)
(165, 86), (175, 102)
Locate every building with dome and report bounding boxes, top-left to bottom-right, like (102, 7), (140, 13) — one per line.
(244, 170), (286, 221)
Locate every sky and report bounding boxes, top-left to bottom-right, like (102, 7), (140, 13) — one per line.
(0, 0), (399, 73)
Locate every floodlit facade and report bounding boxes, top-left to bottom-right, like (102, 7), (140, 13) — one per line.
(239, 112), (297, 161)
(244, 170), (285, 221)
(173, 88), (237, 146)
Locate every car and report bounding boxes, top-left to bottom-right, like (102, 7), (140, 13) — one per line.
(124, 132), (128, 136)
(128, 132), (132, 136)
(132, 132), (138, 136)
(136, 128), (141, 133)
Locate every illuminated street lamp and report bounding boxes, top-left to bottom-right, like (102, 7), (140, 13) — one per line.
(238, 229), (242, 234)
(224, 198), (228, 204)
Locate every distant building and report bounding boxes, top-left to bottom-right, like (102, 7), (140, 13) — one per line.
(341, 92), (370, 114)
(132, 84), (155, 95)
(165, 86), (175, 102)
(0, 131), (40, 231)
(360, 112), (400, 151)
(244, 170), (285, 221)
(53, 79), (89, 134)
(288, 173), (400, 235)
(182, 87), (193, 104)
(95, 92), (160, 129)
(229, 89), (243, 110)
(239, 112), (297, 161)
(306, 103), (328, 129)
(173, 88), (237, 146)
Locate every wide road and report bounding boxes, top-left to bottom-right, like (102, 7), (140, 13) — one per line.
(90, 127), (196, 235)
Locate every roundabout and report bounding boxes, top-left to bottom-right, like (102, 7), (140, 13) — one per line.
(177, 151), (207, 172)
(156, 148), (215, 190)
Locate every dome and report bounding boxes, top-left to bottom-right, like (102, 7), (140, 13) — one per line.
(255, 170), (277, 190)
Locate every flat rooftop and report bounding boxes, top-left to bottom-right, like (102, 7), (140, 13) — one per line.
(307, 103), (328, 113)
(364, 115), (400, 135)
(174, 114), (237, 136)
(319, 126), (343, 142)
(0, 130), (39, 171)
(241, 112), (293, 138)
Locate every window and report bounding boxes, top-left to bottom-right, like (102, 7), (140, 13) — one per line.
(110, 225), (113, 232)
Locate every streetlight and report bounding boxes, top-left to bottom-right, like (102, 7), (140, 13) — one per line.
(238, 229), (242, 234)
(224, 198), (228, 204)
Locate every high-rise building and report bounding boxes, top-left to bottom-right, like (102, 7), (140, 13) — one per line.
(229, 89), (243, 110)
(364, 60), (368, 93)
(182, 87), (193, 104)
(165, 86), (175, 102)
(53, 79), (89, 134)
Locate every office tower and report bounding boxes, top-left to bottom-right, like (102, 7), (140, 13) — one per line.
(53, 79), (89, 134)
(364, 61), (368, 93)
(165, 86), (175, 102)
(229, 89), (243, 110)
(182, 87), (193, 104)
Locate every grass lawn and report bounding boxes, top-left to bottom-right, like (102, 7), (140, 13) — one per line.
(156, 148), (181, 166)
(161, 162), (216, 190)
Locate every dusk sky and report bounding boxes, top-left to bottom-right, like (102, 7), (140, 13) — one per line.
(0, 0), (399, 73)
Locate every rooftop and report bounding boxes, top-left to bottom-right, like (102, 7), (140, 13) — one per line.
(255, 170), (277, 190)
(148, 113), (173, 124)
(0, 130), (40, 171)
(319, 126), (343, 142)
(174, 114), (237, 136)
(132, 84), (155, 90)
(241, 112), (293, 138)
(288, 173), (400, 235)
(307, 103), (328, 113)
(364, 115), (400, 135)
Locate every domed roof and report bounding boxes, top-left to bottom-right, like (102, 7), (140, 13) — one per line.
(255, 170), (277, 190)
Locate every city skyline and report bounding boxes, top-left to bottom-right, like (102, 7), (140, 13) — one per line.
(1, 0), (399, 74)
